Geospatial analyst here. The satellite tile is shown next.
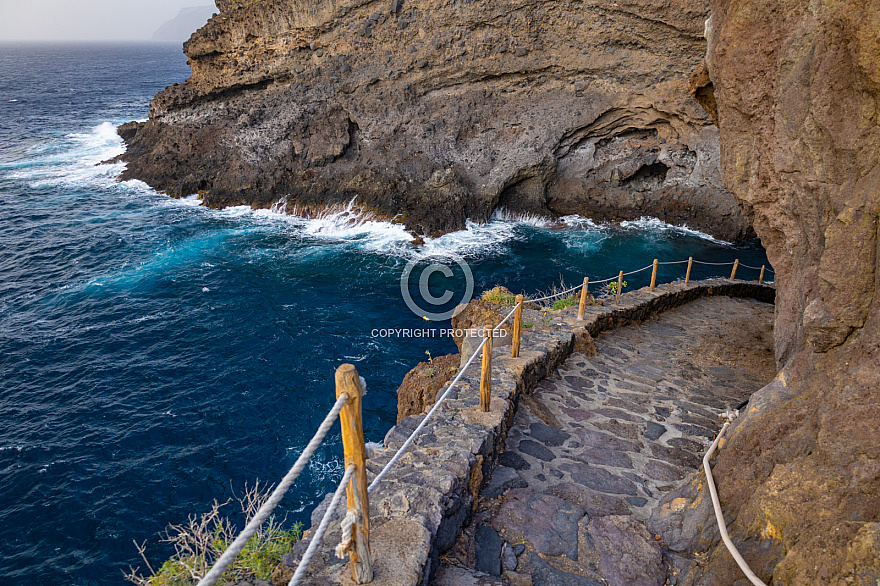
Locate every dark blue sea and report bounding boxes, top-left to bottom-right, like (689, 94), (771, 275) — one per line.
(0, 42), (770, 585)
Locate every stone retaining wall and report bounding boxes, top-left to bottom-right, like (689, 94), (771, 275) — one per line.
(274, 279), (775, 586)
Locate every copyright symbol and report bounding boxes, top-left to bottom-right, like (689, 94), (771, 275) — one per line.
(400, 253), (474, 321)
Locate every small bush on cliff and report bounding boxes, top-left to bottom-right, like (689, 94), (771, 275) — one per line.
(535, 278), (596, 310)
(124, 482), (302, 586)
(481, 286), (517, 305)
(551, 295), (578, 310)
(604, 280), (628, 297)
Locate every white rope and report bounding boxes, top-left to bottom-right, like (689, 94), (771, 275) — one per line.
(589, 274), (619, 285)
(703, 415), (767, 586)
(368, 335), (489, 492)
(494, 302), (520, 329)
(692, 260), (736, 266)
(197, 393), (350, 586)
(289, 464), (356, 586)
(658, 260), (690, 265)
(738, 262), (773, 273)
(529, 282), (584, 303)
(621, 263), (655, 277)
(334, 509), (360, 559)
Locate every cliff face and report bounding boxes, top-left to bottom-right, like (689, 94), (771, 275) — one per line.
(664, 0), (880, 582)
(119, 0), (753, 240)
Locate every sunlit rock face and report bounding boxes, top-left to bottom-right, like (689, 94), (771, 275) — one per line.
(661, 0), (880, 583)
(118, 0), (751, 240)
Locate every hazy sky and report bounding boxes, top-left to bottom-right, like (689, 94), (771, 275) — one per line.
(0, 0), (215, 41)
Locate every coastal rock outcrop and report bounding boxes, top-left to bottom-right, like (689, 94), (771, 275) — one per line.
(118, 0), (753, 240)
(656, 0), (880, 583)
(395, 352), (460, 422)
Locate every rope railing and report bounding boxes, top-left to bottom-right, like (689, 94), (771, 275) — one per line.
(524, 257), (773, 308)
(189, 254), (773, 586)
(196, 392), (351, 586)
(368, 334), (489, 492)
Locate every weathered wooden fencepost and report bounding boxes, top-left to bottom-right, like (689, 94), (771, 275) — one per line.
(335, 364), (373, 583)
(577, 278), (589, 320)
(615, 271), (623, 305)
(685, 257), (693, 285)
(480, 327), (493, 412)
(730, 259), (739, 280)
(759, 265), (765, 284)
(650, 259), (658, 292)
(512, 295), (523, 358)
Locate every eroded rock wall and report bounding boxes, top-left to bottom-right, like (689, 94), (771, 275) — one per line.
(119, 0), (752, 239)
(659, 0), (880, 583)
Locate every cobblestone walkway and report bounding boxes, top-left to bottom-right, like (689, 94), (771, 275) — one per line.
(437, 296), (775, 586)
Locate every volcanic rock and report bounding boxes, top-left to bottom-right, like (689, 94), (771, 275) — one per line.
(661, 0), (880, 582)
(118, 0), (753, 240)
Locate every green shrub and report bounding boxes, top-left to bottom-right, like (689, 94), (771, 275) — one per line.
(551, 295), (577, 311)
(606, 280), (628, 296)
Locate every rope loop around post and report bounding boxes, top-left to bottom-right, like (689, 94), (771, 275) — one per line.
(288, 465), (356, 586)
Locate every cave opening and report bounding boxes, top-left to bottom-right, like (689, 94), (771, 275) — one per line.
(622, 161), (669, 190)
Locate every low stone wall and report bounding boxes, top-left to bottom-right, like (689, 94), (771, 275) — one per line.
(275, 279), (775, 586)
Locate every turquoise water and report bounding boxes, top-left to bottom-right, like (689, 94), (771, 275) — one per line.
(0, 42), (769, 585)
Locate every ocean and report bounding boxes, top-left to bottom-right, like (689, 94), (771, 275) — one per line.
(0, 42), (770, 585)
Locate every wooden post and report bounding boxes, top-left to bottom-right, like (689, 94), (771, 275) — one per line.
(577, 278), (589, 320)
(335, 364), (373, 584)
(730, 259), (739, 280)
(758, 265), (765, 284)
(685, 257), (693, 285)
(650, 259), (658, 292)
(615, 271), (623, 305)
(480, 327), (493, 412)
(512, 295), (523, 358)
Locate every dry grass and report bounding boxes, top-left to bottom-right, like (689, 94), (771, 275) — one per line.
(124, 481), (302, 586)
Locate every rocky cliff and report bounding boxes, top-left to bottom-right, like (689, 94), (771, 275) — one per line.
(118, 0), (753, 240)
(652, 0), (880, 582)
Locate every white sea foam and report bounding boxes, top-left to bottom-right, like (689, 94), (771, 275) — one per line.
(417, 219), (519, 259)
(619, 216), (731, 244)
(4, 120), (731, 262)
(559, 214), (603, 229)
(490, 207), (552, 227)
(4, 122), (127, 189)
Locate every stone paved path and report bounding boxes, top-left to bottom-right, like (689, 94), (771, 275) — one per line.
(436, 296), (775, 586)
